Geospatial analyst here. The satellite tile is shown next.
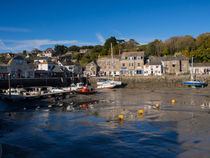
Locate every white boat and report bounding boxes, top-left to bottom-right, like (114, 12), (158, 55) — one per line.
(184, 57), (207, 88)
(97, 78), (122, 88)
(62, 82), (84, 91)
(97, 81), (116, 89)
(48, 87), (64, 93)
(1, 88), (26, 101)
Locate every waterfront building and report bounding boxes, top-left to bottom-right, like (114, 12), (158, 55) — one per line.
(64, 65), (83, 77)
(190, 63), (210, 75)
(144, 57), (162, 76)
(97, 56), (120, 76)
(161, 56), (189, 75)
(120, 51), (144, 76)
(8, 56), (34, 78)
(37, 60), (56, 71)
(0, 63), (10, 79)
(84, 61), (98, 77)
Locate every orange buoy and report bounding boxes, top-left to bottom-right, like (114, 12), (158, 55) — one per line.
(156, 104), (159, 108)
(138, 110), (144, 115)
(172, 99), (175, 104)
(118, 115), (123, 120)
(82, 104), (86, 107)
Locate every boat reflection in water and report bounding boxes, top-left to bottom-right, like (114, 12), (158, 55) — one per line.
(0, 87), (210, 158)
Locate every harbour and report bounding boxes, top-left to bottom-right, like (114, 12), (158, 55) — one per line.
(0, 87), (210, 157)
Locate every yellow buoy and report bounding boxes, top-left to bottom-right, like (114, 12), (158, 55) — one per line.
(118, 115), (124, 120)
(138, 110), (144, 115)
(156, 104), (159, 108)
(172, 99), (175, 104)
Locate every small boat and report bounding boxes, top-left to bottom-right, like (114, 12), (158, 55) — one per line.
(97, 82), (116, 89)
(184, 80), (207, 88)
(76, 87), (96, 94)
(62, 82), (84, 92)
(184, 57), (207, 88)
(48, 87), (64, 93)
(0, 88), (26, 101)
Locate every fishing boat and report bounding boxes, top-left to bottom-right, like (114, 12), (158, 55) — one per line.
(76, 87), (96, 94)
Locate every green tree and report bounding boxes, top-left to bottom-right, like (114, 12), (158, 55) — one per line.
(54, 45), (67, 55)
(104, 36), (117, 51)
(67, 45), (80, 52)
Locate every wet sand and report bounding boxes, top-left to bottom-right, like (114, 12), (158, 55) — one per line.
(0, 87), (210, 158)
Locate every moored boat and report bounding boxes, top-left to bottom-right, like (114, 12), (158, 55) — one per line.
(184, 80), (207, 88)
(76, 87), (96, 94)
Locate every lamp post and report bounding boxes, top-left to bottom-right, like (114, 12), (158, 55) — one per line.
(8, 73), (11, 97)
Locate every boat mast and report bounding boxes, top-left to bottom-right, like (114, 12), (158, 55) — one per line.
(111, 43), (115, 78)
(191, 56), (194, 81)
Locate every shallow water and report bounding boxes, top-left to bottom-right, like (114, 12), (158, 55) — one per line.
(0, 87), (210, 158)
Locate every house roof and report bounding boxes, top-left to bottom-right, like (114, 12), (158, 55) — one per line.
(7, 55), (24, 65)
(98, 55), (120, 60)
(121, 51), (144, 57)
(193, 63), (210, 67)
(161, 56), (188, 61)
(52, 65), (63, 73)
(149, 57), (162, 65)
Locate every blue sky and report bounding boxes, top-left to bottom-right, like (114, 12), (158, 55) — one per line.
(0, 0), (210, 52)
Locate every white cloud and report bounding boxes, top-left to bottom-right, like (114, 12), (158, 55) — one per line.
(0, 27), (30, 32)
(0, 39), (93, 52)
(96, 33), (105, 44)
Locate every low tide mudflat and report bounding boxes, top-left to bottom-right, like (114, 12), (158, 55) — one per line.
(0, 87), (210, 158)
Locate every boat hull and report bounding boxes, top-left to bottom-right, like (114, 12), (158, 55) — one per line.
(184, 81), (207, 87)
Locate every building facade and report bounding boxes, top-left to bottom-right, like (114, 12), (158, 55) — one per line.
(120, 51), (144, 76)
(97, 56), (120, 76)
(8, 56), (34, 78)
(190, 63), (210, 75)
(84, 61), (98, 77)
(161, 56), (189, 75)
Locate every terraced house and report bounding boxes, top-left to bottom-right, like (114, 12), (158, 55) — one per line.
(97, 56), (120, 76)
(120, 52), (144, 76)
(161, 56), (189, 75)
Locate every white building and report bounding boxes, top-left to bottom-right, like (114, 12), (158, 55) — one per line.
(144, 57), (162, 76)
(190, 63), (210, 75)
(37, 61), (56, 71)
(144, 64), (162, 76)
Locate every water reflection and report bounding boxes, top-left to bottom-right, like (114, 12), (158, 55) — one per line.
(0, 87), (210, 157)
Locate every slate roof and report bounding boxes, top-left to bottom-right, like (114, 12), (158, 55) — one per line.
(121, 51), (144, 57)
(193, 63), (210, 67)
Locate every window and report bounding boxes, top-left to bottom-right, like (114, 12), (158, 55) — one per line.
(125, 57), (128, 60)
(122, 63), (125, 66)
(137, 56), (141, 60)
(172, 64), (175, 67)
(138, 63), (140, 67)
(134, 57), (136, 60)
(136, 70), (141, 74)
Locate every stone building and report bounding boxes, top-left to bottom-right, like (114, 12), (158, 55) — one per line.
(84, 61), (98, 77)
(120, 51), (144, 76)
(97, 56), (120, 76)
(8, 56), (34, 78)
(161, 56), (189, 75)
(0, 63), (10, 79)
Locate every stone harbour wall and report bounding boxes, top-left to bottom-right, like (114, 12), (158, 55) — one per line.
(89, 75), (210, 88)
